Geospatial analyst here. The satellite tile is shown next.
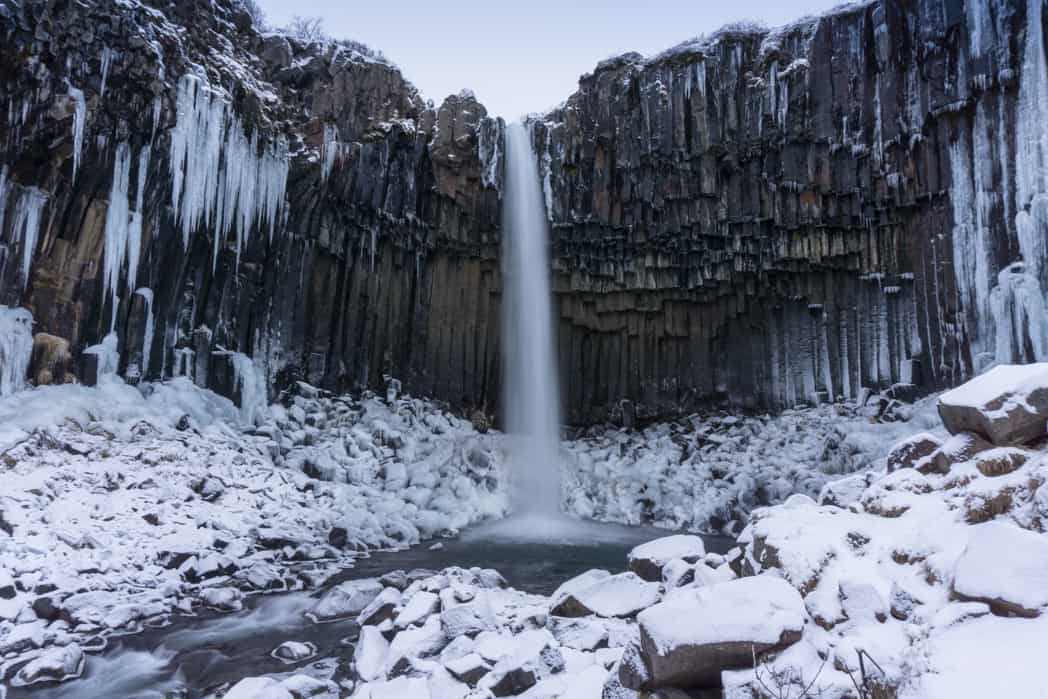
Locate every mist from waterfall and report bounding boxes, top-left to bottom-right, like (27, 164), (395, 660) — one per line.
(501, 122), (563, 525)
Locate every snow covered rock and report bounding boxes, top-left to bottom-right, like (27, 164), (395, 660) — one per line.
(224, 677), (294, 699)
(550, 571), (660, 618)
(627, 535), (706, 582)
(308, 578), (383, 622)
(354, 626), (390, 682)
(886, 432), (941, 472)
(925, 431), (993, 474)
(271, 641), (317, 664)
(972, 447), (1029, 477)
(200, 587), (244, 612)
(394, 590), (440, 628)
(358, 587), (402, 626)
(13, 643), (85, 686)
(938, 364), (1048, 446)
(444, 652), (491, 685)
(635, 576), (806, 690)
(952, 521), (1048, 617)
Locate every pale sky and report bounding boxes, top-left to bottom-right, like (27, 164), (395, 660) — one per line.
(256, 0), (845, 119)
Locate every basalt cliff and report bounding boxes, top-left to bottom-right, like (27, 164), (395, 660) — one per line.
(1, 0), (1046, 425)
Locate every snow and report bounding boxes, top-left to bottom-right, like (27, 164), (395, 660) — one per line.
(0, 306), (33, 396)
(638, 576), (806, 653)
(952, 520), (1048, 614)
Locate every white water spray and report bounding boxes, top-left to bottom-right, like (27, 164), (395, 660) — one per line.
(502, 122), (563, 521)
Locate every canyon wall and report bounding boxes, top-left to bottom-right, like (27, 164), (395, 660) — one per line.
(533, 0), (1048, 423)
(0, 0), (503, 412)
(2, 0), (1048, 426)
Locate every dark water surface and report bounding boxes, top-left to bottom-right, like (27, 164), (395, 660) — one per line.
(10, 518), (732, 698)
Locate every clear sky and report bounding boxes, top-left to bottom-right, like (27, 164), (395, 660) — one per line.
(255, 0), (845, 119)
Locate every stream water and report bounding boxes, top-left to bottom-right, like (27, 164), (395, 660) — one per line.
(11, 519), (732, 698)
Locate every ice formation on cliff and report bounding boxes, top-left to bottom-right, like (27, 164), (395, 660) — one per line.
(168, 74), (289, 266)
(0, 305), (33, 396)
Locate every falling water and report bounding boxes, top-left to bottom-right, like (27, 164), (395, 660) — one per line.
(502, 122), (563, 521)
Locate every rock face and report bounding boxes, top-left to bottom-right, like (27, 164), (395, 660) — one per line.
(3, 0), (1048, 426)
(532, 0), (1048, 423)
(0, 0), (502, 416)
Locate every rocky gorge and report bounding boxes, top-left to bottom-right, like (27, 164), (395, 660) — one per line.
(2, 0), (1047, 425)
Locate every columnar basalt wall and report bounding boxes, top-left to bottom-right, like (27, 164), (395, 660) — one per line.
(533, 0), (1048, 424)
(0, 0), (504, 412)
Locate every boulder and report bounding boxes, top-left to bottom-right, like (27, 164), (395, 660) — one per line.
(394, 590), (440, 629)
(550, 571), (660, 618)
(224, 677), (295, 699)
(272, 641), (317, 664)
(635, 576), (806, 690)
(14, 643), (84, 686)
(886, 433), (941, 472)
(628, 535), (707, 581)
(308, 578), (383, 622)
(938, 364), (1048, 445)
(973, 448), (1028, 477)
(444, 652), (491, 685)
(358, 587), (402, 626)
(354, 626), (390, 682)
(925, 432), (992, 474)
(952, 521), (1048, 617)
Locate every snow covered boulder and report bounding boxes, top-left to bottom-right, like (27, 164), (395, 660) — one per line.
(938, 364), (1048, 446)
(886, 432), (941, 472)
(926, 431), (992, 474)
(271, 641), (317, 664)
(635, 576), (806, 690)
(308, 578), (383, 622)
(354, 626), (390, 682)
(550, 571), (660, 618)
(224, 677), (294, 699)
(973, 447), (1028, 477)
(13, 643), (85, 686)
(628, 535), (707, 581)
(952, 521), (1048, 617)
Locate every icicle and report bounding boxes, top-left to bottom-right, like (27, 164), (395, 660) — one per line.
(948, 131), (993, 354)
(99, 48), (113, 98)
(151, 95), (162, 143)
(102, 143), (132, 317)
(135, 287), (154, 378)
(0, 305), (33, 396)
(1016, 0), (1048, 285)
(991, 262), (1048, 363)
(228, 351), (267, 425)
(8, 186), (48, 290)
(169, 74), (288, 263)
(0, 166), (8, 239)
(84, 333), (120, 378)
(69, 86), (86, 183)
(321, 123), (338, 184)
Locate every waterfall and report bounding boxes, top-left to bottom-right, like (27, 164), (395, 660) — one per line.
(502, 122), (562, 519)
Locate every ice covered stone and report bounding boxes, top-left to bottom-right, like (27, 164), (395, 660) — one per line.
(952, 521), (1048, 617)
(358, 587), (402, 626)
(938, 364), (1048, 445)
(271, 641), (317, 664)
(224, 677), (294, 699)
(886, 433), (942, 472)
(550, 571), (659, 618)
(628, 535), (706, 581)
(395, 590), (440, 628)
(14, 643), (84, 686)
(636, 576), (806, 689)
(308, 578), (382, 622)
(444, 652), (491, 685)
(200, 587), (243, 612)
(354, 626), (390, 682)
